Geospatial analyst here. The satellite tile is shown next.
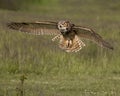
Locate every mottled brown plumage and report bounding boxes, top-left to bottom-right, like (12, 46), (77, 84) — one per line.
(7, 20), (113, 52)
(7, 21), (60, 35)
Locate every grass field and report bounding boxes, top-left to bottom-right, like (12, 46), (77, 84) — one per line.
(0, 0), (120, 95)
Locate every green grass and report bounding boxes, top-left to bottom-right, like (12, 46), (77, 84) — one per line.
(0, 0), (120, 95)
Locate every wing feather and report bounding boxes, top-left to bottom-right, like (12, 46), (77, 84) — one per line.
(7, 21), (60, 35)
(73, 26), (113, 50)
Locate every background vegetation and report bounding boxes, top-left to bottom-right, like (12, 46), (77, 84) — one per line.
(0, 0), (120, 95)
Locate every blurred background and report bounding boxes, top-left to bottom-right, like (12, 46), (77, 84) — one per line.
(0, 0), (120, 96)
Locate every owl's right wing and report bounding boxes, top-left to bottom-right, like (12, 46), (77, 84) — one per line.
(73, 26), (113, 50)
(7, 21), (60, 35)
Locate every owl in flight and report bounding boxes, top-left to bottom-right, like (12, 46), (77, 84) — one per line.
(7, 20), (113, 52)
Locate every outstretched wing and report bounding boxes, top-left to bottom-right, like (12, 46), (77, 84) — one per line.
(73, 26), (113, 50)
(7, 21), (60, 35)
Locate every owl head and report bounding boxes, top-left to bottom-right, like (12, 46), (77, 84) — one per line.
(58, 20), (74, 34)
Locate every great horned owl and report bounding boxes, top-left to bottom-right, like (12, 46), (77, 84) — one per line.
(7, 20), (113, 52)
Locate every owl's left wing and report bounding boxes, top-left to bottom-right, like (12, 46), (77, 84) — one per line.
(73, 26), (113, 50)
(7, 21), (60, 35)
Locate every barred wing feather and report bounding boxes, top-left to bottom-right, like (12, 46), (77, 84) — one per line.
(7, 21), (60, 35)
(73, 26), (113, 50)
